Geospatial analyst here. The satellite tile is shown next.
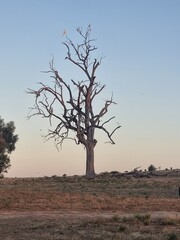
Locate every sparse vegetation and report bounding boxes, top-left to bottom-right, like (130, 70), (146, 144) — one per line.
(168, 233), (178, 240)
(159, 217), (179, 226)
(117, 224), (127, 232)
(0, 211), (179, 239)
(0, 171), (179, 239)
(134, 213), (151, 225)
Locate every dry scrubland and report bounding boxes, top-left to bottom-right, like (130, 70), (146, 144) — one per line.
(0, 169), (179, 240)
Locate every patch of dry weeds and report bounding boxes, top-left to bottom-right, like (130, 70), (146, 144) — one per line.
(0, 173), (179, 239)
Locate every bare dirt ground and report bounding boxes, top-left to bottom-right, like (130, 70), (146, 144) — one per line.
(0, 169), (179, 239)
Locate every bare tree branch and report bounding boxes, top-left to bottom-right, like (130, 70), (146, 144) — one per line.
(27, 26), (120, 176)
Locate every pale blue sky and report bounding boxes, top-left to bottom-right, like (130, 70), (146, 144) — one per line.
(0, 0), (179, 177)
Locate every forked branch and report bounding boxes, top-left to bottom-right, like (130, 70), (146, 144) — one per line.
(27, 26), (120, 148)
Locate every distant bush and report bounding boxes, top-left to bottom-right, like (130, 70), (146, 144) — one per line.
(148, 164), (156, 172)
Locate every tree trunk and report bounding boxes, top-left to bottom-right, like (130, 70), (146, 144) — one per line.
(85, 143), (95, 178)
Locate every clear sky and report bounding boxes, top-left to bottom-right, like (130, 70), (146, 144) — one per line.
(0, 0), (179, 177)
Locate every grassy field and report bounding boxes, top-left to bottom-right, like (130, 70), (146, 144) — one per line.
(0, 169), (179, 239)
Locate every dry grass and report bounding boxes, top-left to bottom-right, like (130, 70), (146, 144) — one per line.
(0, 212), (179, 239)
(0, 170), (179, 239)
(0, 173), (179, 212)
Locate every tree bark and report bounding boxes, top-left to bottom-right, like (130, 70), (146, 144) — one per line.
(85, 143), (95, 178)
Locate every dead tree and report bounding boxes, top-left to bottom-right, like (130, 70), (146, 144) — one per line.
(27, 25), (120, 177)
